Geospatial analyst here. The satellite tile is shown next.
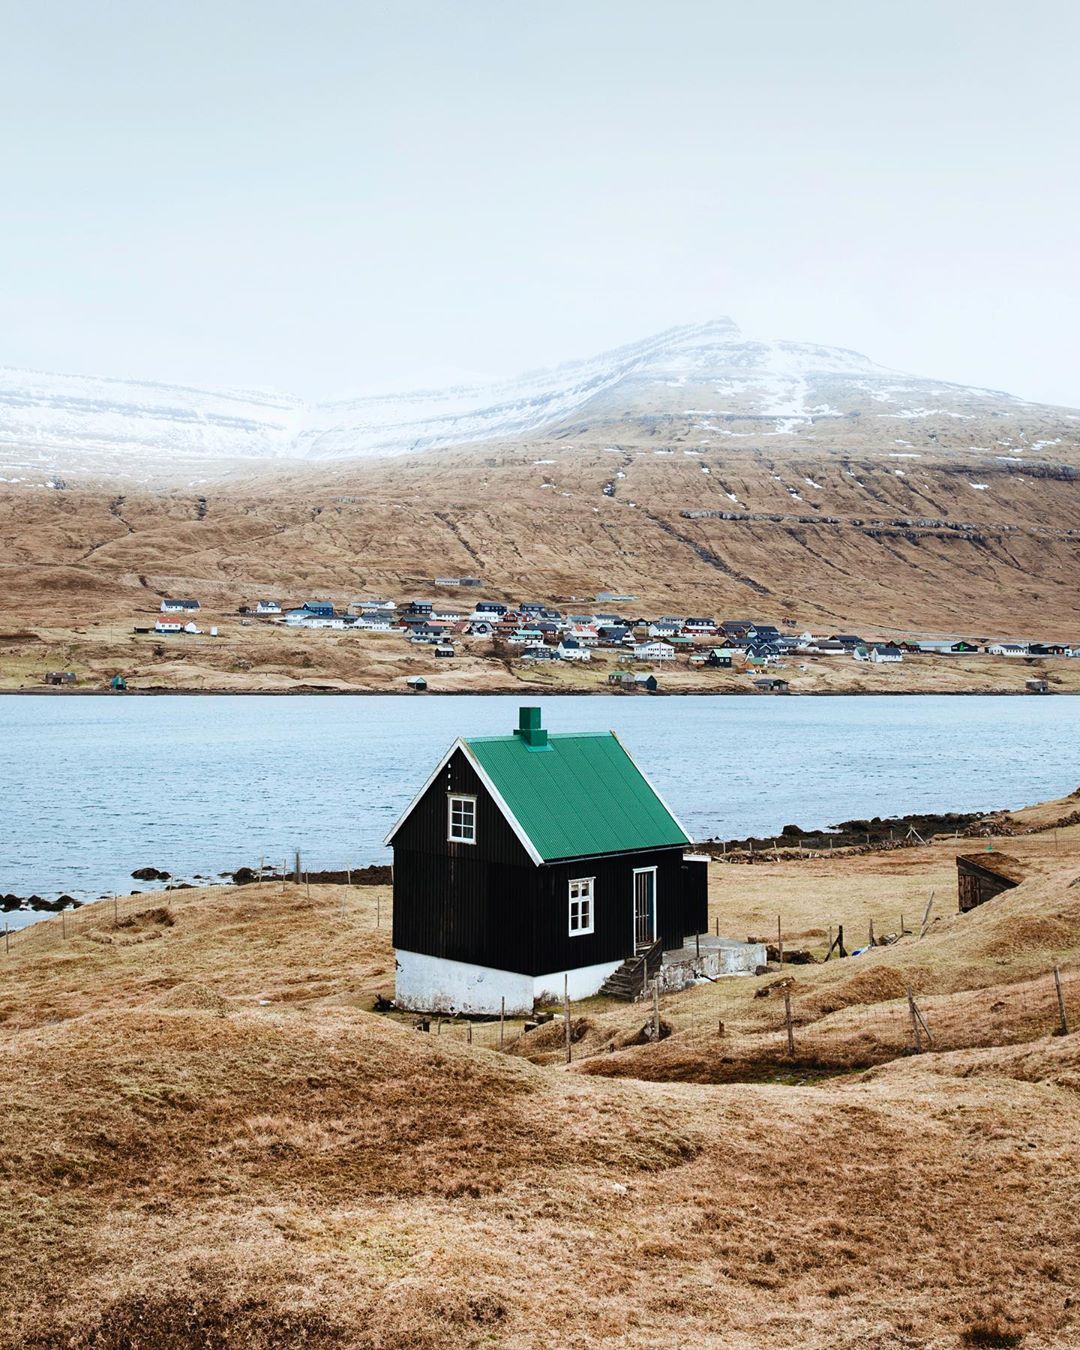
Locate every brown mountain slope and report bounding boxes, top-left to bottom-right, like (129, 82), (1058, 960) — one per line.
(2, 432), (1077, 638)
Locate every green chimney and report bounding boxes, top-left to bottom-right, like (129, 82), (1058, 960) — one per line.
(514, 705), (548, 748)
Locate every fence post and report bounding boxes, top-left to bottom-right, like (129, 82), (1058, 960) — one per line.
(784, 989), (795, 1056)
(376, 891), (381, 928)
(62, 911), (67, 941)
(1053, 966), (1069, 1036)
(294, 850), (301, 885)
(652, 979), (660, 1042)
(777, 914), (783, 967)
(907, 986), (921, 1052)
(564, 975), (571, 1064)
(113, 897), (119, 926)
(499, 996), (505, 1050)
(3, 924), (8, 955)
(919, 890), (935, 939)
(868, 918), (875, 948)
(467, 1021), (472, 1045)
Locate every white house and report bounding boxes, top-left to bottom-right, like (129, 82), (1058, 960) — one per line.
(634, 641), (675, 662)
(353, 614), (392, 631)
(870, 644), (904, 663)
(684, 617), (716, 634)
(988, 642), (1029, 657)
(557, 638), (592, 662)
(161, 598), (200, 614)
(154, 618), (183, 634)
(255, 600), (281, 615)
(649, 621), (681, 639)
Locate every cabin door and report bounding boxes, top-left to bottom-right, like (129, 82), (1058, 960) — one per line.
(633, 867), (657, 949)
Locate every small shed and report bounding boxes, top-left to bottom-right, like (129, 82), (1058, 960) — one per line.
(752, 677), (789, 693)
(956, 852), (1025, 912)
(43, 671), (76, 686)
(405, 676), (428, 691)
(1025, 678), (1049, 694)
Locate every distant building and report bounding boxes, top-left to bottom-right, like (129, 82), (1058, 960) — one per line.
(870, 644), (904, 663)
(634, 641), (675, 662)
(987, 642), (1028, 657)
(254, 600), (281, 615)
(557, 637), (592, 662)
(161, 598), (200, 613)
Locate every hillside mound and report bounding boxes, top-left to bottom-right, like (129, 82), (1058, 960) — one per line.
(150, 980), (230, 1013)
(3, 874), (1080, 1348)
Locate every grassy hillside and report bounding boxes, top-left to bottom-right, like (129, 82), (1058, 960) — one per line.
(2, 435), (1078, 644)
(2, 801), (1080, 1346)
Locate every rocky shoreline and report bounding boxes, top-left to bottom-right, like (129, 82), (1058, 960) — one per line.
(6, 798), (1077, 918)
(1, 862), (393, 916)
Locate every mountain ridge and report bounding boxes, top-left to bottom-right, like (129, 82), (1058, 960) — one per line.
(1, 319), (1075, 477)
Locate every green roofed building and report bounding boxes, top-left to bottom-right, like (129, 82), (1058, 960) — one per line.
(385, 706), (710, 1014)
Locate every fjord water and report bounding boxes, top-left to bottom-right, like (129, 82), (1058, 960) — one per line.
(1, 694), (1077, 919)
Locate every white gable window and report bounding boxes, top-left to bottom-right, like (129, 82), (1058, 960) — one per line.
(568, 877), (594, 935)
(447, 793), (477, 843)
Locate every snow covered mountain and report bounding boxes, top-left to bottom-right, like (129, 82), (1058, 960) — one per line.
(0, 319), (1070, 476)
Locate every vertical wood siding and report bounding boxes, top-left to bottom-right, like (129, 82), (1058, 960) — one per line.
(392, 748), (701, 976)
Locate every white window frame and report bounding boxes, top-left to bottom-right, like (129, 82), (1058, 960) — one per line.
(447, 793), (477, 844)
(568, 877), (595, 936)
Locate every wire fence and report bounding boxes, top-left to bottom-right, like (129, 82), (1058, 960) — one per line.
(4, 892), (1074, 1073)
(0, 888), (175, 958)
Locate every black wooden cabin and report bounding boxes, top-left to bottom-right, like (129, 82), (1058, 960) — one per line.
(385, 707), (707, 1014)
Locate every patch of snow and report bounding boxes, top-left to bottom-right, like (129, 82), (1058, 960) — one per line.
(969, 483), (989, 490)
(804, 477), (823, 489)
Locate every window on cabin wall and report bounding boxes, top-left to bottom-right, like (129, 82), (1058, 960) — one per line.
(447, 794), (477, 843)
(568, 877), (594, 935)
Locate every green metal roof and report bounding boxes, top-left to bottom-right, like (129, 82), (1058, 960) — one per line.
(464, 731), (690, 862)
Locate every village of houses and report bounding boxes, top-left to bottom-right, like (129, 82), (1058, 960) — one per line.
(129, 585), (1080, 695)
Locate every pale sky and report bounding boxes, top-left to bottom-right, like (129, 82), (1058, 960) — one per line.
(2, 1), (1078, 405)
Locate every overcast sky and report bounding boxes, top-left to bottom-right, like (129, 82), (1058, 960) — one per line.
(2, 1), (1078, 405)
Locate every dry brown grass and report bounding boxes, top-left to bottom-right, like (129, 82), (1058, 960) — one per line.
(2, 826), (1080, 1347)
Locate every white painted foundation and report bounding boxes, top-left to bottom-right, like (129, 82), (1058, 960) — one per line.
(657, 936), (767, 994)
(395, 950), (624, 1016)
